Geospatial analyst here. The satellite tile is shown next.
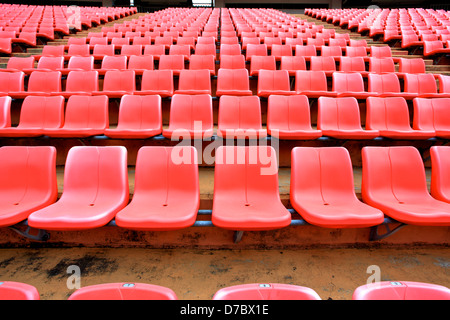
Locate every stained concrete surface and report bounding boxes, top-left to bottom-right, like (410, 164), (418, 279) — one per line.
(0, 247), (448, 300)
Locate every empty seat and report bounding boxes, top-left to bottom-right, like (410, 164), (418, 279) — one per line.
(280, 56), (307, 76)
(344, 46), (368, 57)
(366, 96), (435, 139)
(220, 43), (241, 56)
(92, 44), (115, 59)
(317, 97), (379, 139)
(257, 70), (294, 97)
(0, 96), (64, 137)
(28, 146), (129, 230)
(137, 70), (174, 97)
(189, 54), (215, 75)
(67, 56), (95, 72)
(267, 94), (321, 140)
(370, 46), (392, 58)
(353, 281), (450, 300)
(249, 55), (276, 76)
(368, 57), (395, 74)
(5, 57), (35, 73)
(404, 73), (449, 98)
(361, 146), (450, 226)
(213, 283), (321, 300)
(0, 96), (11, 129)
(398, 58), (426, 74)
(245, 43), (267, 61)
(11, 71), (61, 98)
(115, 146), (199, 230)
(212, 146), (291, 231)
(128, 55), (154, 75)
(36, 56), (64, 71)
(0, 281), (40, 300)
(290, 147), (384, 228)
(339, 56), (366, 74)
(43, 95), (108, 138)
(367, 73), (408, 98)
(143, 44), (165, 60)
(219, 54), (246, 69)
(63, 71), (99, 97)
(104, 94), (162, 139)
(320, 45), (342, 58)
(295, 44), (317, 57)
(430, 146), (450, 204)
(270, 44), (293, 61)
(309, 56), (336, 75)
(120, 44), (143, 57)
(158, 54), (185, 75)
(99, 55), (127, 73)
(175, 69), (211, 95)
(94, 70), (135, 98)
(40, 45), (65, 57)
(194, 43), (216, 56)
(215, 68), (252, 97)
(169, 44), (191, 60)
(162, 94), (213, 139)
(332, 72), (371, 99)
(67, 44), (90, 57)
(423, 40), (450, 57)
(0, 146), (57, 227)
(68, 283), (177, 300)
(295, 70), (336, 98)
(413, 98), (450, 139)
(217, 95), (266, 139)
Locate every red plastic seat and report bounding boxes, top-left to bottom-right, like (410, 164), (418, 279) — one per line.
(92, 44), (115, 59)
(189, 54), (215, 75)
(370, 46), (392, 58)
(309, 56), (336, 75)
(136, 70), (173, 97)
(366, 96), (435, 139)
(0, 96), (64, 137)
(68, 282), (177, 300)
(317, 96), (379, 139)
(6, 57), (35, 73)
(120, 44), (142, 57)
(430, 146), (450, 204)
(280, 56), (307, 76)
(104, 95), (162, 139)
(290, 147), (384, 228)
(423, 40), (450, 57)
(212, 146), (291, 231)
(332, 72), (371, 99)
(94, 70), (135, 98)
(220, 43), (241, 56)
(143, 44), (165, 60)
(63, 71), (99, 97)
(320, 45), (342, 58)
(263, 37), (282, 50)
(295, 70), (336, 98)
(0, 146), (57, 227)
(28, 146), (129, 231)
(246, 43), (267, 61)
(353, 281), (450, 300)
(219, 54), (246, 69)
(413, 97), (450, 139)
(344, 46), (368, 58)
(99, 55), (127, 73)
(266, 94), (321, 140)
(43, 95), (108, 138)
(217, 95), (266, 139)
(162, 94), (213, 139)
(67, 44), (91, 57)
(175, 69), (211, 95)
(295, 44), (317, 57)
(0, 281), (40, 300)
(339, 56), (366, 74)
(194, 43), (216, 57)
(257, 70), (294, 97)
(115, 146), (199, 230)
(0, 38), (12, 55)
(158, 54), (185, 75)
(368, 57), (395, 74)
(249, 55), (276, 76)
(398, 58), (426, 74)
(212, 283), (321, 300)
(154, 36), (173, 50)
(127, 55), (154, 75)
(11, 71), (61, 98)
(0, 96), (11, 129)
(66, 56), (94, 72)
(270, 44), (293, 61)
(169, 44), (191, 61)
(404, 73), (449, 98)
(215, 68), (252, 97)
(40, 45), (65, 57)
(361, 146), (450, 226)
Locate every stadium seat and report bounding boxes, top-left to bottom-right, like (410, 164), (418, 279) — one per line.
(317, 97), (379, 139)
(127, 55), (154, 75)
(413, 98), (450, 139)
(169, 44), (191, 61)
(430, 146), (450, 203)
(143, 44), (165, 60)
(368, 57), (396, 74)
(309, 56), (336, 75)
(189, 54), (215, 75)
(246, 43), (267, 61)
(217, 95), (266, 139)
(5, 57), (35, 73)
(295, 44), (317, 57)
(43, 95), (108, 138)
(352, 281), (450, 300)
(93, 70), (135, 98)
(120, 44), (143, 57)
(320, 45), (342, 58)
(220, 43), (241, 56)
(0, 281), (40, 300)
(28, 146), (129, 230)
(67, 44), (91, 57)
(62, 71), (99, 97)
(339, 56), (367, 74)
(40, 45), (64, 57)
(344, 46), (368, 57)
(158, 54), (185, 75)
(175, 69), (211, 95)
(370, 46), (392, 58)
(99, 55), (128, 74)
(136, 70), (174, 97)
(361, 146), (450, 226)
(403, 73), (450, 98)
(279, 56), (307, 76)
(162, 94), (213, 139)
(0, 96), (11, 129)
(0, 96), (64, 137)
(215, 68), (252, 96)
(366, 96), (435, 139)
(68, 283), (178, 300)
(295, 70), (336, 98)
(266, 94), (322, 140)
(398, 58), (426, 74)
(423, 40), (450, 58)
(332, 72), (371, 99)
(212, 146), (291, 231)
(290, 147), (384, 228)
(249, 55), (276, 76)
(257, 70), (294, 97)
(219, 54), (246, 69)
(212, 283), (321, 300)
(115, 146), (199, 230)
(0, 38), (12, 55)
(12, 71), (61, 98)
(0, 71), (24, 96)
(104, 94), (162, 139)
(270, 44), (293, 61)
(0, 146), (57, 227)
(92, 44), (115, 60)
(66, 56), (95, 72)
(194, 43), (216, 57)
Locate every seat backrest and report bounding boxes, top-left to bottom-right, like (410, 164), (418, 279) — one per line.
(177, 69), (211, 92)
(63, 95), (108, 130)
(213, 283), (321, 300)
(27, 71), (61, 93)
(141, 70), (173, 92)
(332, 72), (365, 93)
(41, 45), (65, 57)
(317, 96), (363, 130)
(345, 46), (368, 57)
(339, 56), (366, 72)
(404, 73), (438, 95)
(168, 94), (213, 132)
(0, 71), (25, 93)
(413, 97), (450, 131)
(67, 56), (94, 71)
(67, 44), (90, 57)
(219, 54), (246, 69)
(93, 44), (115, 56)
(17, 96), (64, 129)
(216, 68), (250, 91)
(220, 43), (241, 55)
(189, 54), (215, 72)
(291, 147), (359, 204)
(320, 45), (342, 57)
(267, 94), (313, 131)
(366, 96), (412, 131)
(438, 74), (450, 93)
(60, 146), (129, 206)
(194, 43), (216, 56)
(218, 95), (262, 131)
(295, 44), (317, 57)
(158, 54), (185, 71)
(128, 55), (154, 70)
(295, 70), (328, 92)
(367, 73), (401, 94)
(0, 281), (40, 300)
(121, 44), (142, 56)
(143, 44), (165, 56)
(280, 56), (307, 72)
(353, 281), (450, 300)
(258, 69), (291, 91)
(102, 70), (135, 92)
(310, 56), (336, 72)
(65, 71), (99, 93)
(361, 146), (431, 204)
(6, 57), (35, 71)
(101, 55), (127, 70)
(169, 44), (191, 57)
(116, 94), (162, 131)
(0, 96), (11, 128)
(37, 56), (64, 70)
(250, 55), (276, 74)
(246, 43), (267, 59)
(398, 58), (426, 74)
(430, 146), (450, 202)
(369, 57), (395, 73)
(370, 46), (392, 58)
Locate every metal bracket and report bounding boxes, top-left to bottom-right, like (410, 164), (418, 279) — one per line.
(9, 225), (50, 242)
(233, 231), (244, 243)
(369, 219), (406, 241)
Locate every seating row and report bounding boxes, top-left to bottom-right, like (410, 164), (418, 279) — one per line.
(1, 280), (449, 300)
(1, 93), (449, 140)
(0, 144), (449, 231)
